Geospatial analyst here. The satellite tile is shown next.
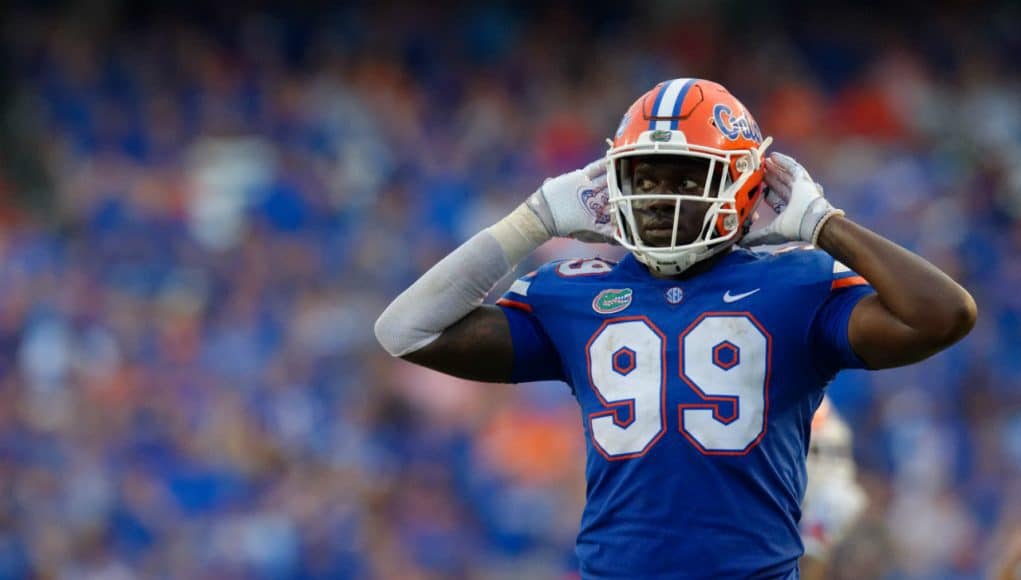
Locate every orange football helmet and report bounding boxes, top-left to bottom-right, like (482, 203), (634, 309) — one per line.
(606, 78), (773, 274)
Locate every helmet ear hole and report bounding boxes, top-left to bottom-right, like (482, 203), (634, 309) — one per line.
(734, 155), (751, 173)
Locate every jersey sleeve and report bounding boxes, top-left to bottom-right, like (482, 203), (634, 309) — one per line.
(496, 270), (566, 383)
(809, 259), (875, 376)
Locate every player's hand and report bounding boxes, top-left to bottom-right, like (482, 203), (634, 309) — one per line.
(525, 159), (615, 243)
(741, 153), (844, 247)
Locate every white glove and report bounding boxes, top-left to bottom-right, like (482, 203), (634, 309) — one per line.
(525, 159), (615, 243)
(741, 153), (844, 247)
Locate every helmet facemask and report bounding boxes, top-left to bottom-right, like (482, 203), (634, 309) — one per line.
(606, 133), (772, 275)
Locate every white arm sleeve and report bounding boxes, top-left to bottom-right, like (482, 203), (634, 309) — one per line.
(373, 203), (549, 357)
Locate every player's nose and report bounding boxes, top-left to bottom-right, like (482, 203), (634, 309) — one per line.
(640, 195), (677, 213)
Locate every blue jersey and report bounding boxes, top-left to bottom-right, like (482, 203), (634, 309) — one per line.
(496, 247), (873, 579)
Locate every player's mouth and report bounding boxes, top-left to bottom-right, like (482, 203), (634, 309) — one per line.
(634, 203), (703, 246)
(641, 223), (680, 246)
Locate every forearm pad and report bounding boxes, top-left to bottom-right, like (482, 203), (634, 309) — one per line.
(373, 203), (549, 357)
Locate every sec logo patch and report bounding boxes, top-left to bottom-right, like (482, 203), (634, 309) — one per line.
(665, 286), (684, 305)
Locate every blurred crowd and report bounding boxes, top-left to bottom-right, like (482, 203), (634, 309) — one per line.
(0, 1), (1019, 578)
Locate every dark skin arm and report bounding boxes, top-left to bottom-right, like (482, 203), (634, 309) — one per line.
(401, 306), (516, 382)
(816, 215), (977, 369)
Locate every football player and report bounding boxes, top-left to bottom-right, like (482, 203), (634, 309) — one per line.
(375, 78), (976, 578)
(799, 397), (866, 580)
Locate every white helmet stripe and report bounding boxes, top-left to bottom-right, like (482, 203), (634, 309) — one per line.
(652, 78), (693, 131)
(653, 77), (694, 130)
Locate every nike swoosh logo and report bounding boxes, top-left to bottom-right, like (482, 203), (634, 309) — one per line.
(723, 288), (760, 303)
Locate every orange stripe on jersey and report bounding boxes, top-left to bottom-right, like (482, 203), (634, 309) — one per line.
(831, 276), (868, 290)
(496, 298), (533, 313)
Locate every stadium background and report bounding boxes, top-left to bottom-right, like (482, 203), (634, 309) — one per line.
(0, 0), (1019, 577)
